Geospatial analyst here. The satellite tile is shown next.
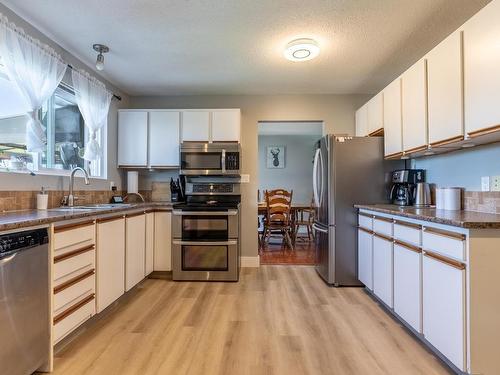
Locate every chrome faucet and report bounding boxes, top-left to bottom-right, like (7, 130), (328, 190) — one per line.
(65, 167), (90, 207)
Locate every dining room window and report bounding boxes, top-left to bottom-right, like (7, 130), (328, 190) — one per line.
(0, 68), (105, 177)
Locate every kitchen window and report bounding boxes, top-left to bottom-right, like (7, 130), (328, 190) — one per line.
(0, 69), (106, 178)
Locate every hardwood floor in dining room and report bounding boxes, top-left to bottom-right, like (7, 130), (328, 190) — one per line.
(51, 266), (451, 375)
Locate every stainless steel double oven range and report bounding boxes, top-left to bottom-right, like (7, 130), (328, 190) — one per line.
(172, 142), (241, 281)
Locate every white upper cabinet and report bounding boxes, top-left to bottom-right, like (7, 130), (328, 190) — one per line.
(383, 79), (403, 157)
(402, 59), (428, 152)
(118, 111), (148, 166)
(149, 111), (180, 167)
(181, 111), (210, 142)
(367, 92), (384, 135)
(355, 104), (368, 136)
(427, 31), (464, 146)
(463, 0), (500, 137)
(211, 110), (241, 142)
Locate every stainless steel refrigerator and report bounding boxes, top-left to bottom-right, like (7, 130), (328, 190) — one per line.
(312, 135), (400, 286)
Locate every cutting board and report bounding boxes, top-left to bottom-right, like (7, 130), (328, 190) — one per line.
(151, 182), (171, 202)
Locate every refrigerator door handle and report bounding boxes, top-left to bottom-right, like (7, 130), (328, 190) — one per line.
(312, 148), (321, 207)
(318, 148), (324, 207)
(312, 223), (329, 233)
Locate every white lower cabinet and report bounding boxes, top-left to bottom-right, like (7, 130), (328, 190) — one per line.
(357, 228), (373, 290)
(154, 211), (172, 271)
(125, 213), (146, 291)
(393, 242), (421, 332)
(373, 234), (393, 308)
(423, 252), (466, 372)
(96, 217), (126, 313)
(145, 212), (155, 276)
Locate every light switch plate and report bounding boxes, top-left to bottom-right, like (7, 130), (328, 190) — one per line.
(491, 176), (500, 192)
(482, 176), (490, 192)
(240, 174), (250, 183)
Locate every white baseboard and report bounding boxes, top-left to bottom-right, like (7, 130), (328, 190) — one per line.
(241, 256), (260, 267)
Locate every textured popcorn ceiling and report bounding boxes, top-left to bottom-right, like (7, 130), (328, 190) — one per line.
(2, 0), (490, 95)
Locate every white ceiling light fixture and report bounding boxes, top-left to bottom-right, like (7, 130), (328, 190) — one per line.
(284, 38), (320, 62)
(93, 44), (109, 71)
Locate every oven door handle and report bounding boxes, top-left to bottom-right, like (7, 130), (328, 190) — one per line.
(172, 210), (238, 216)
(172, 240), (238, 246)
(221, 149), (226, 174)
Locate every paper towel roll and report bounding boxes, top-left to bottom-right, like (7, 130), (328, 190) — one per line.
(437, 187), (461, 210)
(127, 171), (139, 194)
(435, 188), (445, 210)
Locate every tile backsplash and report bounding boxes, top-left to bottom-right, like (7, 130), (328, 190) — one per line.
(0, 190), (153, 211)
(463, 191), (500, 214)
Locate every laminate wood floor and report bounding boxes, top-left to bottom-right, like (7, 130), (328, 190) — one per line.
(52, 266), (451, 375)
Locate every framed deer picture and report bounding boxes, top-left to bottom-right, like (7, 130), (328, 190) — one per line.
(266, 145), (285, 169)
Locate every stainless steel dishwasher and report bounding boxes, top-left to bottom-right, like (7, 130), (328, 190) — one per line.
(0, 228), (50, 375)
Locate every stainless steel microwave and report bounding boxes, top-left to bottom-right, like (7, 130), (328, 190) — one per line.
(180, 142), (240, 176)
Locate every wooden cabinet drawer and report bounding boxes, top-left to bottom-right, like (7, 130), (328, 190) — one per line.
(53, 270), (95, 316)
(373, 216), (393, 237)
(54, 220), (95, 253)
(53, 295), (95, 344)
(422, 226), (466, 261)
(54, 245), (95, 287)
(358, 213), (373, 230)
(393, 220), (421, 246)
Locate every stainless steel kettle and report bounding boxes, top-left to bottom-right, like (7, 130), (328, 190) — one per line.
(414, 182), (431, 207)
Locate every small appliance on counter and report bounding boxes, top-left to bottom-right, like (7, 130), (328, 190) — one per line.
(389, 169), (425, 206)
(413, 182), (432, 207)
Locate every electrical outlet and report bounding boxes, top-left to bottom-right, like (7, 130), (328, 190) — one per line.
(491, 176), (500, 192)
(109, 181), (116, 190)
(482, 176), (490, 192)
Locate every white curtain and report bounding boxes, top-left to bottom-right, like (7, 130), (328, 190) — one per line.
(0, 14), (67, 152)
(71, 69), (112, 161)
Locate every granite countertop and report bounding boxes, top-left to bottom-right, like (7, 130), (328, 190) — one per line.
(354, 204), (500, 229)
(0, 202), (175, 232)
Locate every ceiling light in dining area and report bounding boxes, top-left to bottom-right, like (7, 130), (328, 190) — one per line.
(284, 38), (320, 62)
(93, 44), (109, 71)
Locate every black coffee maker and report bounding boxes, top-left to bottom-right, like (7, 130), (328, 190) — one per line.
(389, 169), (425, 206)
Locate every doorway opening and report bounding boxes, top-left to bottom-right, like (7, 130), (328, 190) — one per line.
(257, 121), (323, 265)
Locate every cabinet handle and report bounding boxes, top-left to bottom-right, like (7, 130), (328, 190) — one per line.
(424, 251), (465, 270)
(394, 220), (421, 230)
(54, 220), (95, 233)
(423, 226), (465, 241)
(467, 124), (500, 138)
(358, 213), (374, 219)
(404, 145), (427, 154)
(126, 212), (146, 218)
(96, 215), (125, 224)
(373, 216), (393, 223)
(429, 135), (464, 148)
(53, 294), (95, 324)
(368, 128), (384, 137)
(54, 269), (95, 294)
(394, 240), (422, 253)
(357, 226), (373, 235)
(385, 152), (404, 160)
(54, 244), (95, 263)
(373, 232), (392, 242)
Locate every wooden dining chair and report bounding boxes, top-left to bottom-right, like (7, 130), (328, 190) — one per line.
(261, 189), (294, 250)
(294, 197), (315, 244)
